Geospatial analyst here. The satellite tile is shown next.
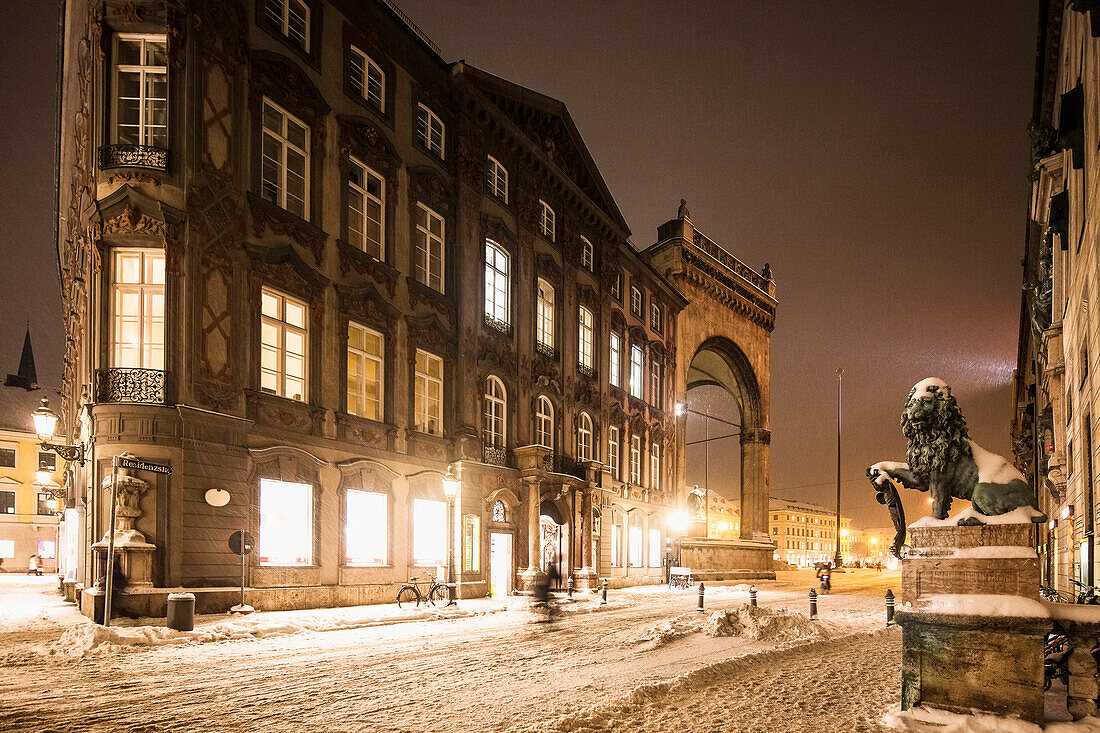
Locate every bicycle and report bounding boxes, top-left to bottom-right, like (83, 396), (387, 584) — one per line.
(1069, 578), (1100, 605)
(396, 574), (447, 608)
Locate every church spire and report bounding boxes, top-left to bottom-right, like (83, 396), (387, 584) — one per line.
(5, 327), (38, 390)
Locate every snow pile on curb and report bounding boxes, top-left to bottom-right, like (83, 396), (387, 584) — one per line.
(635, 604), (823, 649)
(883, 705), (1100, 732)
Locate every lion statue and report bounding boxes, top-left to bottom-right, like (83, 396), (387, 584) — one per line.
(868, 378), (1044, 529)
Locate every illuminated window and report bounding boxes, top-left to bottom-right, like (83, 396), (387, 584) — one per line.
(345, 489), (386, 565)
(487, 156), (508, 202)
(463, 514), (480, 572)
(609, 332), (622, 388)
(111, 248), (165, 369)
(650, 442), (661, 490)
(262, 99), (309, 218)
(649, 528), (661, 568)
(37, 541), (56, 560)
(112, 34), (167, 148)
(484, 241), (510, 325)
(347, 157), (384, 259)
(492, 500), (506, 523)
(484, 376), (506, 448)
(578, 412), (593, 461)
(38, 493), (57, 516)
(414, 350), (443, 436)
(348, 45), (384, 111)
(650, 361), (663, 410)
(264, 0), (310, 51)
(611, 270), (622, 300)
(536, 396), (554, 449)
(347, 322), (383, 421)
(0, 540), (12, 558)
(630, 344), (644, 399)
(416, 103), (445, 158)
(629, 435), (641, 484)
(610, 523), (620, 567)
(412, 498), (446, 566)
(580, 236), (593, 271)
(537, 279), (555, 349)
(261, 287), (308, 401)
(629, 521), (643, 567)
(258, 478), (312, 565)
(608, 426), (620, 480)
(650, 302), (662, 333)
(539, 200), (555, 241)
(414, 203), (445, 292)
(630, 286), (643, 317)
(579, 306), (594, 369)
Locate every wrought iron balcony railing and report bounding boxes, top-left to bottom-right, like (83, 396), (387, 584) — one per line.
(482, 444), (514, 468)
(536, 341), (557, 359)
(577, 363), (597, 380)
(99, 144), (169, 172)
(542, 453), (587, 480)
(483, 314), (513, 338)
(95, 368), (166, 404)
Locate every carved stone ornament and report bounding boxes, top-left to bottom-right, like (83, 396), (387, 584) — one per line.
(406, 277), (452, 317)
(248, 193), (327, 264)
(336, 281), (398, 334)
(481, 213), (517, 248)
(338, 115), (400, 177)
(189, 0), (248, 62)
(408, 166), (454, 214)
(407, 314), (456, 355)
(478, 336), (516, 378)
(535, 253), (563, 284)
(337, 241), (399, 298)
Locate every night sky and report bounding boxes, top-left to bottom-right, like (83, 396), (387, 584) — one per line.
(0, 1), (1038, 527)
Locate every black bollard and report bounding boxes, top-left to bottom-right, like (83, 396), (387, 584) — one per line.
(567, 575), (575, 599)
(601, 578), (608, 606)
(885, 588), (895, 626)
(749, 585), (757, 607)
(697, 582), (705, 612)
(809, 587), (818, 620)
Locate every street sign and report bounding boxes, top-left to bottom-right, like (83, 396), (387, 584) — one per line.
(229, 530), (256, 556)
(117, 456), (172, 475)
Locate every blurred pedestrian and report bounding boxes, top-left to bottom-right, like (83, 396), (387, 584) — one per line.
(26, 555), (41, 576)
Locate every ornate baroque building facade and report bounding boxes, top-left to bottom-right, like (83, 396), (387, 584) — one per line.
(55, 0), (776, 615)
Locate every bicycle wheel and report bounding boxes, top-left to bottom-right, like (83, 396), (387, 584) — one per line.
(397, 586), (419, 609)
(428, 584), (448, 606)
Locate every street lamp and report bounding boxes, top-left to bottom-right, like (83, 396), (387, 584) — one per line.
(442, 465), (459, 606)
(31, 398), (83, 464)
(833, 369), (843, 568)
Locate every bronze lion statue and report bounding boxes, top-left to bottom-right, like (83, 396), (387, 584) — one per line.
(869, 378), (1043, 544)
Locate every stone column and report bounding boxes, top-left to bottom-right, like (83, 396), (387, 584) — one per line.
(521, 478), (544, 591)
(575, 487), (597, 589)
(739, 428), (771, 541)
(1067, 628), (1100, 719)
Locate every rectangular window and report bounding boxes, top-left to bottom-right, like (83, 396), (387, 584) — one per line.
(0, 491), (14, 514)
(416, 103), (445, 158)
(536, 280), (555, 348)
(347, 322), (383, 421)
(484, 241), (510, 325)
(264, 0), (310, 52)
(111, 248), (166, 369)
(463, 514), (480, 572)
(412, 498), (446, 566)
(414, 349), (444, 436)
(347, 157), (384, 259)
(0, 443), (16, 469)
(608, 426), (620, 480)
(581, 236), (593, 271)
(0, 540), (14, 559)
(610, 523), (620, 567)
(37, 540), (56, 560)
(260, 287), (308, 401)
(650, 442), (661, 490)
(650, 303), (662, 332)
(345, 489), (387, 565)
(258, 478), (313, 565)
(539, 200), (555, 241)
(38, 452), (56, 472)
(630, 435), (641, 484)
(414, 203), (445, 292)
(348, 45), (384, 111)
(649, 528), (661, 568)
(112, 34), (167, 148)
(650, 361), (662, 410)
(611, 271), (622, 300)
(630, 344), (644, 399)
(578, 306), (594, 369)
(609, 332), (622, 388)
(38, 493), (56, 516)
(631, 286), (643, 317)
(629, 524), (643, 567)
(261, 98), (310, 218)
(487, 155), (508, 203)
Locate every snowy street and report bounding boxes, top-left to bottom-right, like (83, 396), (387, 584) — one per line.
(0, 570), (903, 732)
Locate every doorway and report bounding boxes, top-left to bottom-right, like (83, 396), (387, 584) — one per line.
(489, 532), (512, 597)
(540, 515), (566, 589)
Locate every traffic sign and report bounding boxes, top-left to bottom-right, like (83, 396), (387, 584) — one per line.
(117, 456), (172, 475)
(229, 530), (256, 556)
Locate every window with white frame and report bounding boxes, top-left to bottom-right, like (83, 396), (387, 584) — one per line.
(580, 236), (593, 271)
(536, 396), (554, 450)
(38, 493), (56, 516)
(347, 157), (384, 259)
(261, 99), (310, 218)
(536, 279), (555, 349)
(111, 248), (165, 369)
(0, 443), (14, 469)
(416, 103), (445, 158)
(649, 527), (661, 567)
(347, 322), (383, 421)
(611, 270), (622, 300)
(630, 435), (641, 484)
(650, 361), (663, 410)
(348, 45), (384, 112)
(345, 489), (387, 565)
(609, 332), (622, 388)
(0, 491), (13, 514)
(414, 203), (445, 293)
(484, 376), (506, 448)
(264, 0), (310, 51)
(412, 498), (446, 566)
(258, 478), (312, 565)
(112, 34), (167, 148)
(38, 452), (56, 472)
(578, 306), (594, 369)
(484, 240), (510, 325)
(630, 344), (644, 399)
(261, 287), (308, 401)
(608, 426), (620, 480)
(414, 349), (443, 436)
(650, 302), (662, 332)
(539, 200), (555, 241)
(630, 286), (643, 317)
(629, 519), (643, 567)
(650, 442), (661, 490)
(487, 155), (508, 202)
(578, 412), (593, 462)
(610, 522), (620, 567)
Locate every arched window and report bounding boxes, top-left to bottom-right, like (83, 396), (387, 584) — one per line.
(578, 412), (593, 461)
(536, 279), (555, 349)
(484, 376), (506, 448)
(492, 500), (506, 523)
(536, 396), (554, 449)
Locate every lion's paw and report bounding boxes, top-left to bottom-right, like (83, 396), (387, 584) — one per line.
(957, 516), (985, 526)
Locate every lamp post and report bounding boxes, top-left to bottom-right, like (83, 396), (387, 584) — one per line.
(834, 369), (844, 568)
(32, 398), (83, 464)
(443, 465), (459, 606)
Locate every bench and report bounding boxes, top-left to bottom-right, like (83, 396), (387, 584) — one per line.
(669, 567), (694, 589)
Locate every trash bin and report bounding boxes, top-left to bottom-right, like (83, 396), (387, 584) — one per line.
(166, 592), (195, 631)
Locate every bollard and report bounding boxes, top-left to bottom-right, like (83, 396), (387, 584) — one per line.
(809, 587), (818, 620)
(885, 588), (895, 626)
(567, 575), (575, 599)
(697, 582), (705, 612)
(749, 585), (757, 607)
(601, 578), (608, 606)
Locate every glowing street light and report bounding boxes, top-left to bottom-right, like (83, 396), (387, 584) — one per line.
(442, 465), (459, 606)
(30, 398), (83, 464)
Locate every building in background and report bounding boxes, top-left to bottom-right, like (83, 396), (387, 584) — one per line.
(0, 330), (65, 573)
(769, 498), (850, 567)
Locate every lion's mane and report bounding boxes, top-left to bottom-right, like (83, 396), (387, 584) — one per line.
(901, 383), (972, 484)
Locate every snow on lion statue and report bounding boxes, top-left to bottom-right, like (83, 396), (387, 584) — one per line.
(868, 378), (1044, 539)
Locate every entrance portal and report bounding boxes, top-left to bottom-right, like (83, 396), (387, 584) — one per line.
(489, 532), (512, 597)
(539, 499), (568, 589)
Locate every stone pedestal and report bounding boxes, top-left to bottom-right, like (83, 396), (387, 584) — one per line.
(896, 518), (1049, 724)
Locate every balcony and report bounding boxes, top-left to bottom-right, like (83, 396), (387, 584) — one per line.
(577, 362), (597, 380)
(483, 314), (512, 338)
(99, 144), (169, 172)
(536, 341), (557, 359)
(482, 444), (514, 468)
(94, 368), (166, 404)
(542, 452), (586, 480)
